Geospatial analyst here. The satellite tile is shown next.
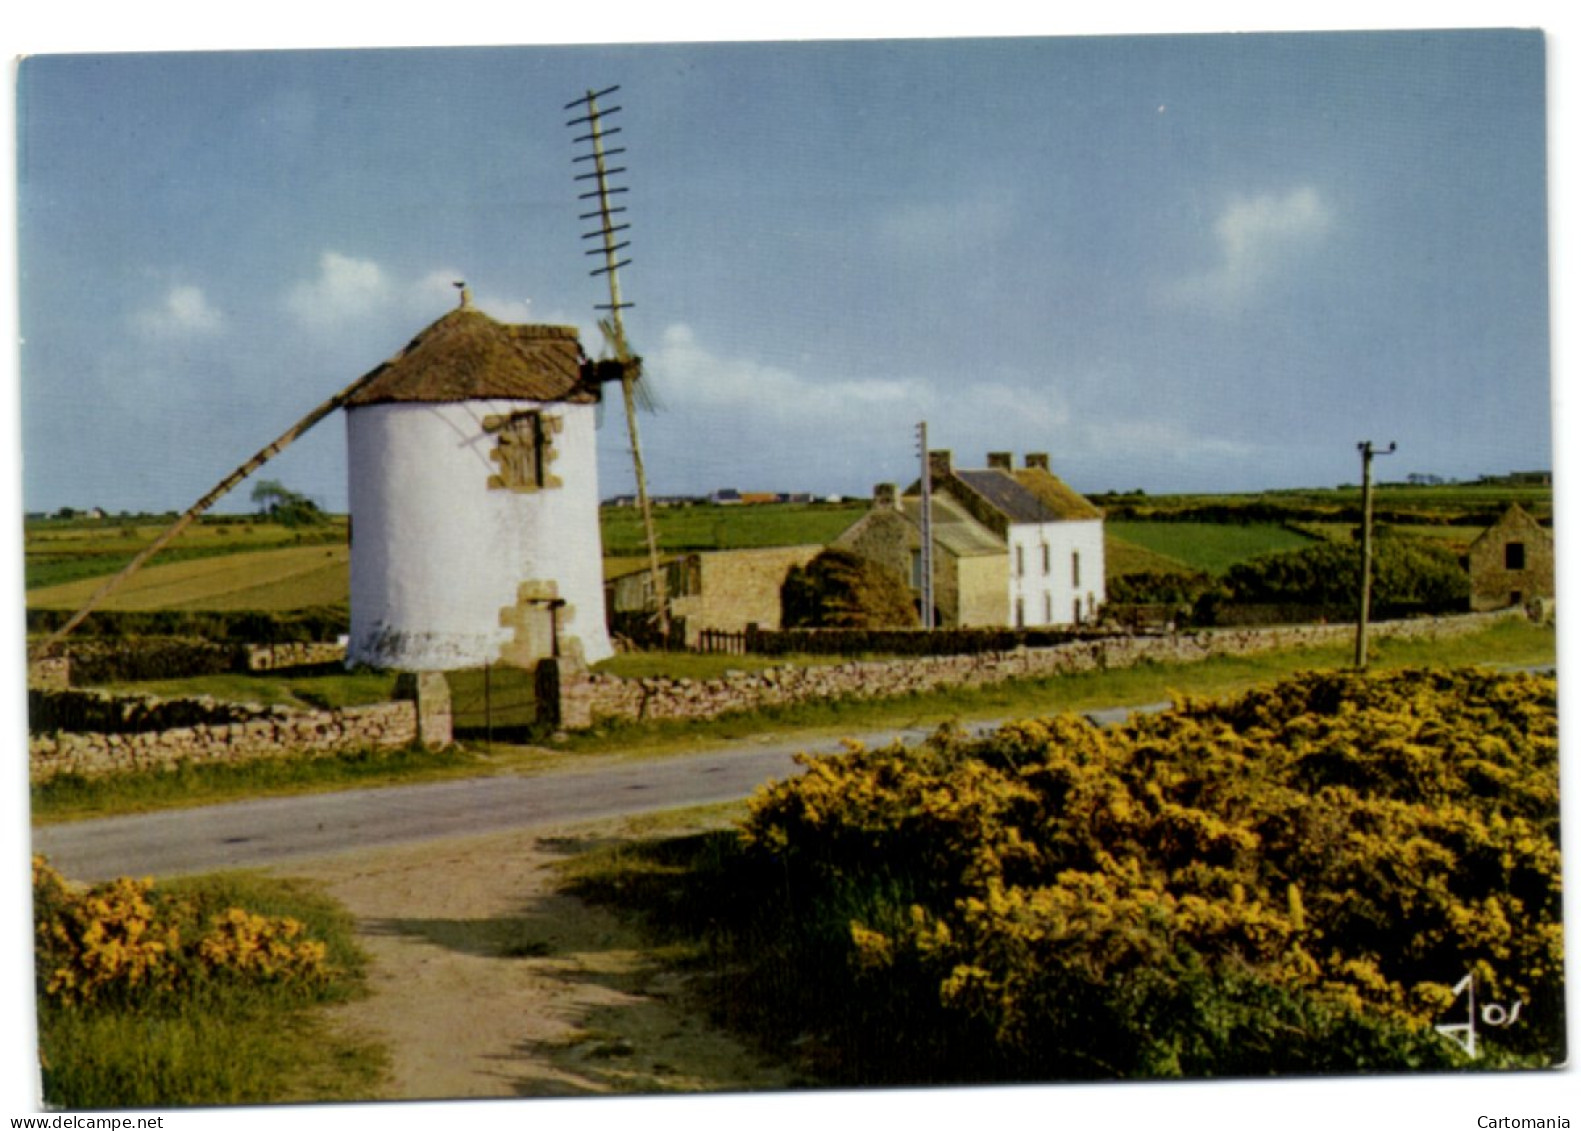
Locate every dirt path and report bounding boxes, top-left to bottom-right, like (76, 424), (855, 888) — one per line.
(274, 818), (797, 1100)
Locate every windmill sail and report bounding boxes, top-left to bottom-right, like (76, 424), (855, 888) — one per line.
(567, 85), (668, 638)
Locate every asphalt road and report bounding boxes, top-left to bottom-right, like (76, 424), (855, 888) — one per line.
(31, 698), (1181, 884)
(31, 718), (1049, 883)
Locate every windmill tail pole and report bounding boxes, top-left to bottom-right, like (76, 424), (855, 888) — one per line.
(28, 369), (382, 662)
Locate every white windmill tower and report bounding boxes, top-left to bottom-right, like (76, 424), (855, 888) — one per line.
(342, 288), (617, 671)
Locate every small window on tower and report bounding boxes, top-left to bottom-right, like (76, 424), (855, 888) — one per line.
(1505, 542), (1526, 571)
(485, 411), (562, 492)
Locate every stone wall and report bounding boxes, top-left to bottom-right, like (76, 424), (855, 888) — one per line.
(27, 655), (71, 690)
(243, 640), (348, 670)
(28, 680), (451, 783)
(557, 610), (1524, 730)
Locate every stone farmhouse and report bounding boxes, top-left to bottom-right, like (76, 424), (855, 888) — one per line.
(1466, 503), (1555, 612)
(834, 484), (1007, 627)
(836, 450), (1106, 628)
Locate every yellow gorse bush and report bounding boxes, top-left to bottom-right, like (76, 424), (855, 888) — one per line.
(741, 667), (1563, 1072)
(33, 859), (182, 1005)
(196, 907), (329, 981)
(32, 856), (331, 1007)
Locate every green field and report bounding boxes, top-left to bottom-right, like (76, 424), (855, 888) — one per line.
(599, 501), (867, 555)
(1105, 521), (1313, 576)
(24, 482), (1545, 614)
(28, 544), (350, 612)
(25, 517), (346, 591)
(1098, 483), (1552, 523)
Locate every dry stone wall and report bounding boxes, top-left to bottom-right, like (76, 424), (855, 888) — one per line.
(28, 686), (442, 783)
(243, 641), (348, 670)
(558, 610), (1524, 730)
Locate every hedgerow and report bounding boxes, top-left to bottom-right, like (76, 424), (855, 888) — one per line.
(730, 667), (1561, 1081)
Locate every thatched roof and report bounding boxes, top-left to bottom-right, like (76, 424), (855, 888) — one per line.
(343, 306), (600, 407)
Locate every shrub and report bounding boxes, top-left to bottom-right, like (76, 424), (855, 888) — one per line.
(32, 857), (332, 1008)
(1221, 534), (1469, 614)
(781, 549), (920, 629)
(730, 668), (1561, 1081)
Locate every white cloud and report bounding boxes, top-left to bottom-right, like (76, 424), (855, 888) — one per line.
(130, 285), (224, 338)
(877, 187), (1018, 256)
(284, 251), (391, 330)
(1168, 185), (1332, 312)
(652, 323), (925, 419)
(637, 323), (1077, 493)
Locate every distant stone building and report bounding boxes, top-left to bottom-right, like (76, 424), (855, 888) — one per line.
(835, 450), (1106, 628)
(1466, 503), (1554, 612)
(606, 545), (824, 647)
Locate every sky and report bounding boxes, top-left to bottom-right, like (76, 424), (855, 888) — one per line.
(12, 23), (1556, 516)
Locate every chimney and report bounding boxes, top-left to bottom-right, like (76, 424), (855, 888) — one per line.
(987, 451), (1013, 471)
(928, 450), (954, 481)
(873, 482), (899, 510)
(1025, 452), (1050, 472)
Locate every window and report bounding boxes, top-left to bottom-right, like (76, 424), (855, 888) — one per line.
(1042, 543), (1051, 575)
(1073, 598), (1083, 625)
(1016, 544), (1025, 577)
(1044, 592), (1053, 623)
(1072, 551), (1081, 588)
(486, 411), (560, 492)
(1505, 542), (1526, 570)
(1015, 597), (1025, 628)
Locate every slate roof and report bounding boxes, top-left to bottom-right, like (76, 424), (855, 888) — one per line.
(343, 306), (599, 407)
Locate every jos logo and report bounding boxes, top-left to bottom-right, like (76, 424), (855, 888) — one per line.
(1434, 973), (1523, 1058)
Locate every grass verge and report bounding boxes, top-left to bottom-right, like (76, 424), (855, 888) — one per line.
(34, 870), (385, 1108)
(93, 668), (399, 711)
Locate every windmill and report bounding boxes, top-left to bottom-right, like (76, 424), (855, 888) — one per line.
(566, 85), (669, 639)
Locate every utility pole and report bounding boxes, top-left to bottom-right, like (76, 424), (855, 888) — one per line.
(1354, 440), (1396, 669)
(916, 422), (935, 629)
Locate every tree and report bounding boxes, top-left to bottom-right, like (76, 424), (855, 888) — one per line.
(250, 479), (326, 527)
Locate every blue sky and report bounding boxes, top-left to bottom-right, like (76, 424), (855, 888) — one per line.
(13, 26), (1554, 515)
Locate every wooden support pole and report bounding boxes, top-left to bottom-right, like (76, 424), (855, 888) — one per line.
(1353, 440), (1396, 669)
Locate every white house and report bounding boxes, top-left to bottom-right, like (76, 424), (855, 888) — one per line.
(834, 451), (1105, 629)
(342, 294), (616, 671)
(928, 451), (1106, 628)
